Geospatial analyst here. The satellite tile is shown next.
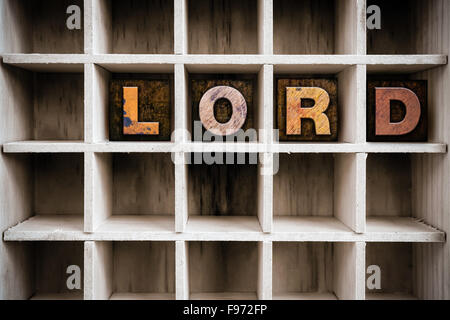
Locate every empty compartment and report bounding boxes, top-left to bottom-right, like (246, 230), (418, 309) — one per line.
(273, 242), (336, 299)
(34, 73), (84, 140)
(273, 242), (362, 300)
(6, 153), (84, 220)
(367, 154), (412, 218)
(367, 0), (444, 54)
(0, 153), (84, 238)
(273, 153), (361, 233)
(2, 67), (84, 141)
(366, 151), (446, 235)
(366, 242), (419, 299)
(112, 153), (175, 216)
(109, 0), (174, 54)
(187, 158), (263, 232)
(87, 152), (175, 233)
(274, 154), (334, 217)
(109, 241), (175, 299)
(2, 0), (84, 53)
(273, 0), (335, 54)
(34, 154), (84, 215)
(189, 241), (258, 299)
(188, 0), (258, 54)
(29, 242), (84, 300)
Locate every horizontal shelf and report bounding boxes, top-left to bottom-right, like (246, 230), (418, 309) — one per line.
(109, 293), (174, 300)
(3, 215), (83, 241)
(365, 217), (445, 242)
(273, 292), (338, 300)
(272, 217), (354, 241)
(190, 292), (258, 300)
(185, 216), (262, 235)
(365, 293), (417, 300)
(2, 54), (447, 73)
(2, 141), (176, 153)
(3, 141), (447, 154)
(4, 216), (445, 243)
(30, 293), (84, 300)
(96, 215), (174, 235)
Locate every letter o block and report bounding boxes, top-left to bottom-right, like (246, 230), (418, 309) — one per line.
(199, 86), (247, 136)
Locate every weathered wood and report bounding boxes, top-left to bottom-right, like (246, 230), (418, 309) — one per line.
(277, 78), (338, 141)
(367, 80), (427, 142)
(199, 86), (247, 136)
(109, 77), (173, 141)
(191, 76), (255, 139)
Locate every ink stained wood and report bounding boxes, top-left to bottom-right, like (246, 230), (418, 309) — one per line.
(191, 76), (255, 139)
(367, 80), (427, 142)
(110, 79), (172, 141)
(277, 78), (338, 141)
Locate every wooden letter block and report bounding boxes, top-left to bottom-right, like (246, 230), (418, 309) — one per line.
(199, 86), (247, 136)
(191, 76), (255, 138)
(110, 77), (172, 141)
(367, 80), (427, 142)
(277, 78), (338, 141)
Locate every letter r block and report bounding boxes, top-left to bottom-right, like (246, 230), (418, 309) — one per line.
(277, 78), (338, 141)
(367, 80), (427, 142)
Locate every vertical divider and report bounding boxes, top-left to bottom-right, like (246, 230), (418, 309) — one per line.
(356, 153), (367, 233)
(338, 65), (366, 144)
(86, 63), (111, 144)
(85, 152), (112, 233)
(91, 0), (112, 54)
(333, 241), (365, 300)
(258, 153), (273, 233)
(84, 152), (94, 232)
(175, 63), (188, 143)
(176, 240), (190, 300)
(356, 241), (366, 300)
(356, 0), (367, 55)
(175, 152), (188, 233)
(257, 241), (272, 300)
(174, 0), (188, 55)
(84, 0), (94, 54)
(258, 64), (274, 233)
(258, 0), (273, 55)
(356, 64), (367, 143)
(334, 153), (365, 233)
(84, 241), (113, 300)
(84, 63), (94, 143)
(259, 64), (274, 145)
(175, 63), (189, 233)
(84, 241), (94, 300)
(335, 0), (367, 55)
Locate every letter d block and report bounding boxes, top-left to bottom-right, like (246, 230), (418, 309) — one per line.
(109, 78), (172, 141)
(277, 79), (338, 141)
(367, 80), (427, 142)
